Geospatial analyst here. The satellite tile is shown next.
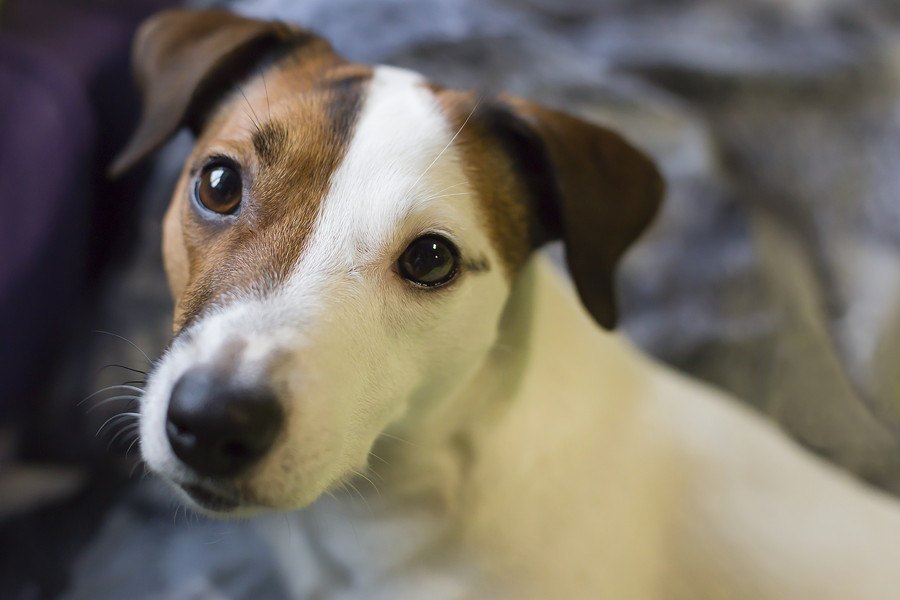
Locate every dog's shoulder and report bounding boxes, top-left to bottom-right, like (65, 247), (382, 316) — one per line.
(461, 255), (900, 599)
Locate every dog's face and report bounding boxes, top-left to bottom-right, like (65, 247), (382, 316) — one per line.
(113, 9), (663, 515)
(145, 63), (522, 513)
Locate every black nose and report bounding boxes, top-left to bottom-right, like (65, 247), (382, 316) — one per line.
(166, 368), (283, 478)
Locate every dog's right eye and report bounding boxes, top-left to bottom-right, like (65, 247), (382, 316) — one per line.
(195, 161), (242, 215)
(397, 234), (460, 288)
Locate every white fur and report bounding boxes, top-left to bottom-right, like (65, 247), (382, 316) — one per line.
(141, 65), (900, 598)
(267, 255), (900, 599)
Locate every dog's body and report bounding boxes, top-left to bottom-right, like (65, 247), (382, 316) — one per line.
(114, 9), (900, 599)
(264, 256), (900, 600)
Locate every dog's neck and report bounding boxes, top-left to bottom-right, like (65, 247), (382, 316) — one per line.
(372, 253), (634, 496)
(271, 254), (640, 596)
(367, 253), (545, 501)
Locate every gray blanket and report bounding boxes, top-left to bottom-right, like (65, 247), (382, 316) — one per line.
(67, 0), (900, 597)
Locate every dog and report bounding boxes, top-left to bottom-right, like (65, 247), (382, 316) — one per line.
(111, 9), (900, 599)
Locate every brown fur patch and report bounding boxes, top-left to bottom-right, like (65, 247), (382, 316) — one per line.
(170, 55), (372, 332)
(434, 89), (664, 329)
(252, 121), (289, 166)
(431, 89), (539, 280)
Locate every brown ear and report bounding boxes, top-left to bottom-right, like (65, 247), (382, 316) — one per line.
(493, 96), (665, 329)
(109, 9), (325, 177)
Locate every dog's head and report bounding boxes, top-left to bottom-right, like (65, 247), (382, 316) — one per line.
(114, 9), (663, 515)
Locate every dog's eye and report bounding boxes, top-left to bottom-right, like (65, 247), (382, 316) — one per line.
(398, 235), (460, 287)
(195, 162), (242, 215)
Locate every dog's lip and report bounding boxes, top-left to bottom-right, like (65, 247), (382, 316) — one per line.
(178, 481), (242, 512)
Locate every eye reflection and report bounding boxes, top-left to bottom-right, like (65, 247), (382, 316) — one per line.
(195, 161), (242, 215)
(397, 235), (460, 287)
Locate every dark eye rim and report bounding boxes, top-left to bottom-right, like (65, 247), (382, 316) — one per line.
(191, 156), (244, 217)
(397, 233), (461, 289)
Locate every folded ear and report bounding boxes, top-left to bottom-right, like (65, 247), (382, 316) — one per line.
(492, 96), (665, 329)
(109, 9), (326, 177)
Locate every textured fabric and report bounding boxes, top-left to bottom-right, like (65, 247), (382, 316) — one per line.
(0, 25), (93, 415)
(62, 480), (290, 600)
(0, 0), (168, 418)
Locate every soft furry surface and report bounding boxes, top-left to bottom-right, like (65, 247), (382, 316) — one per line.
(46, 0), (900, 597)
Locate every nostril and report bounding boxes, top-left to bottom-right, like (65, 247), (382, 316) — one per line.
(222, 440), (253, 460)
(166, 420), (196, 446)
(222, 442), (257, 461)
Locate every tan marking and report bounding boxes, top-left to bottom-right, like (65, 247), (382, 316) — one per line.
(252, 121), (289, 166)
(164, 52), (372, 332)
(431, 89), (536, 280)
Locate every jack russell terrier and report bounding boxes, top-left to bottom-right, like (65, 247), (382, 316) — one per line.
(111, 9), (900, 599)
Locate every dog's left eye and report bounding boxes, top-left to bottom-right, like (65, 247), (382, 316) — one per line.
(195, 161), (242, 215)
(398, 235), (460, 287)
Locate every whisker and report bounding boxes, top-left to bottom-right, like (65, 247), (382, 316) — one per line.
(92, 330), (153, 365)
(343, 480), (371, 512)
(379, 431), (419, 447)
(351, 469), (381, 498)
(79, 385), (144, 406)
(86, 394), (140, 413)
(419, 192), (470, 203)
(368, 451), (390, 466)
(419, 181), (466, 201)
(96, 364), (148, 377)
(125, 434), (141, 460)
(107, 423), (140, 449)
(409, 96), (481, 194)
(260, 67), (271, 121)
(129, 459), (146, 479)
(366, 468), (386, 483)
(281, 513), (299, 551)
(96, 412), (140, 436)
(204, 526), (235, 545)
(238, 85), (263, 133)
(328, 485), (362, 546)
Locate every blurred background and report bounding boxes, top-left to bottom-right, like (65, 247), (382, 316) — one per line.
(1, 0), (899, 597)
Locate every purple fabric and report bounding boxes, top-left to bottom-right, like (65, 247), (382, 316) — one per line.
(0, 1), (175, 417)
(0, 36), (92, 410)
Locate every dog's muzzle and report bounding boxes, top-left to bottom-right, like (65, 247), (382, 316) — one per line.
(165, 367), (283, 479)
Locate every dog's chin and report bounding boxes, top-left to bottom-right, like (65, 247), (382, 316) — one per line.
(158, 463), (343, 518)
(170, 479), (262, 519)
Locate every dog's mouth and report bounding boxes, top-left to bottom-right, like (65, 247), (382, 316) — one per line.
(178, 482), (242, 513)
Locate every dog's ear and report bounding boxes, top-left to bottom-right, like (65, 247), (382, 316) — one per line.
(488, 96), (665, 329)
(109, 9), (325, 177)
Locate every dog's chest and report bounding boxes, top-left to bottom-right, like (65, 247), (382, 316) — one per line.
(261, 493), (494, 600)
